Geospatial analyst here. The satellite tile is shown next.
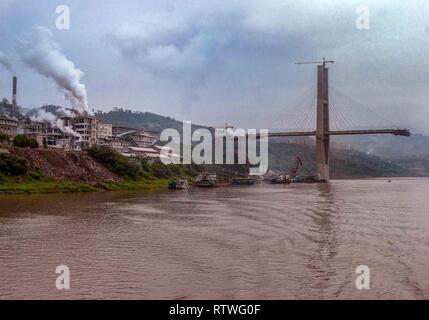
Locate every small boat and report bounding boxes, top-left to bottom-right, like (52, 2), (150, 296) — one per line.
(194, 173), (217, 187)
(194, 172), (231, 187)
(304, 175), (317, 183)
(303, 174), (327, 183)
(267, 174), (291, 184)
(291, 176), (304, 183)
(168, 179), (188, 189)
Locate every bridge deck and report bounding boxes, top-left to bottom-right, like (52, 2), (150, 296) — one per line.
(256, 128), (410, 138)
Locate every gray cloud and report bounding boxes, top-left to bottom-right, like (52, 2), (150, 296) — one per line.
(1, 0), (428, 133)
(0, 51), (14, 73)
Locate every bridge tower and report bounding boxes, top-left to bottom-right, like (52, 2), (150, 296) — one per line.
(295, 58), (334, 180)
(316, 62), (330, 180)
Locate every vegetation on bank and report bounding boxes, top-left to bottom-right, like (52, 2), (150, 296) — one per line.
(12, 134), (39, 148)
(0, 179), (97, 194)
(0, 152), (96, 193)
(86, 145), (199, 191)
(87, 145), (198, 179)
(0, 146), (199, 194)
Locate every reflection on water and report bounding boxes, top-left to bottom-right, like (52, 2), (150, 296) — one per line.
(0, 179), (428, 299)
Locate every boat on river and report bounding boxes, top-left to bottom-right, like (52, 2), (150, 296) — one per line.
(194, 173), (231, 187)
(168, 179), (189, 189)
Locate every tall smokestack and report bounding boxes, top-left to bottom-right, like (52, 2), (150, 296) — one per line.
(11, 75), (17, 118)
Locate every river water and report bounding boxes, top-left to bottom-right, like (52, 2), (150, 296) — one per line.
(0, 179), (428, 299)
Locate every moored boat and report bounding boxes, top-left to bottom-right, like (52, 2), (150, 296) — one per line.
(194, 172), (231, 187)
(268, 174), (291, 184)
(291, 176), (304, 183)
(194, 173), (217, 187)
(168, 179), (188, 189)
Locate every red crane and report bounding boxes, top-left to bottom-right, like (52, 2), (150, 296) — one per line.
(290, 156), (303, 178)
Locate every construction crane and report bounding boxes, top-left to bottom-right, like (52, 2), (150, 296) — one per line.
(294, 57), (334, 67)
(290, 156), (303, 178)
(211, 123), (234, 131)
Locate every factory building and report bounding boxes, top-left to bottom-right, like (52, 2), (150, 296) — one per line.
(0, 76), (19, 137)
(111, 126), (160, 148)
(22, 120), (77, 149)
(0, 113), (18, 137)
(62, 114), (98, 146)
(24, 114), (112, 149)
(97, 120), (113, 141)
(2, 75), (161, 155)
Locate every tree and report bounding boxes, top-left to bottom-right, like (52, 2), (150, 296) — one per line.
(13, 135), (39, 148)
(0, 154), (28, 175)
(0, 133), (10, 144)
(87, 145), (142, 180)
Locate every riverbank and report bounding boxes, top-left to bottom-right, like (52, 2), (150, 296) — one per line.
(0, 146), (198, 194)
(0, 176), (178, 194)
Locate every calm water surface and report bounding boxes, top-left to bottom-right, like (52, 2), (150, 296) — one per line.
(0, 179), (428, 299)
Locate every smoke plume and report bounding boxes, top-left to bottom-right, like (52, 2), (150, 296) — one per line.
(30, 109), (82, 140)
(21, 26), (89, 114)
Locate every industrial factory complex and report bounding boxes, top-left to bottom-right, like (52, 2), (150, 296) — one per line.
(0, 76), (163, 160)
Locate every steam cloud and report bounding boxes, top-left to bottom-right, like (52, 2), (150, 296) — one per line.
(21, 26), (89, 114)
(0, 50), (14, 73)
(30, 109), (82, 140)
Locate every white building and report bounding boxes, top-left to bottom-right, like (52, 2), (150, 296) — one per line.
(97, 120), (113, 141)
(0, 113), (18, 137)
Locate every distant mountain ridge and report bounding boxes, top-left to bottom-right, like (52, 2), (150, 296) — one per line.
(94, 108), (208, 132)
(95, 108), (180, 131)
(333, 134), (429, 159)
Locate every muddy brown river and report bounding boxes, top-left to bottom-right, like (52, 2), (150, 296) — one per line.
(0, 179), (428, 299)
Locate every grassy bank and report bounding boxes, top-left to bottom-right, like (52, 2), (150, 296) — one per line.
(0, 146), (198, 194)
(0, 178), (98, 194)
(0, 177), (183, 194)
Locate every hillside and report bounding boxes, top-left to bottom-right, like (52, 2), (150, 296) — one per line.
(333, 134), (429, 158)
(268, 142), (409, 179)
(0, 146), (199, 194)
(333, 134), (429, 176)
(9, 148), (118, 184)
(94, 108), (208, 132)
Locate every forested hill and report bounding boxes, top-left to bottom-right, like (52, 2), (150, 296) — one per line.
(268, 142), (411, 179)
(94, 109), (207, 132)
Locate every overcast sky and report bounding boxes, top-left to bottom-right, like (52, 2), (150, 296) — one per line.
(0, 0), (428, 133)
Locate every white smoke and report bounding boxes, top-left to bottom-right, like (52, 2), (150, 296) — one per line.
(21, 26), (89, 114)
(30, 109), (82, 140)
(30, 109), (57, 123)
(55, 118), (82, 140)
(0, 50), (14, 73)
